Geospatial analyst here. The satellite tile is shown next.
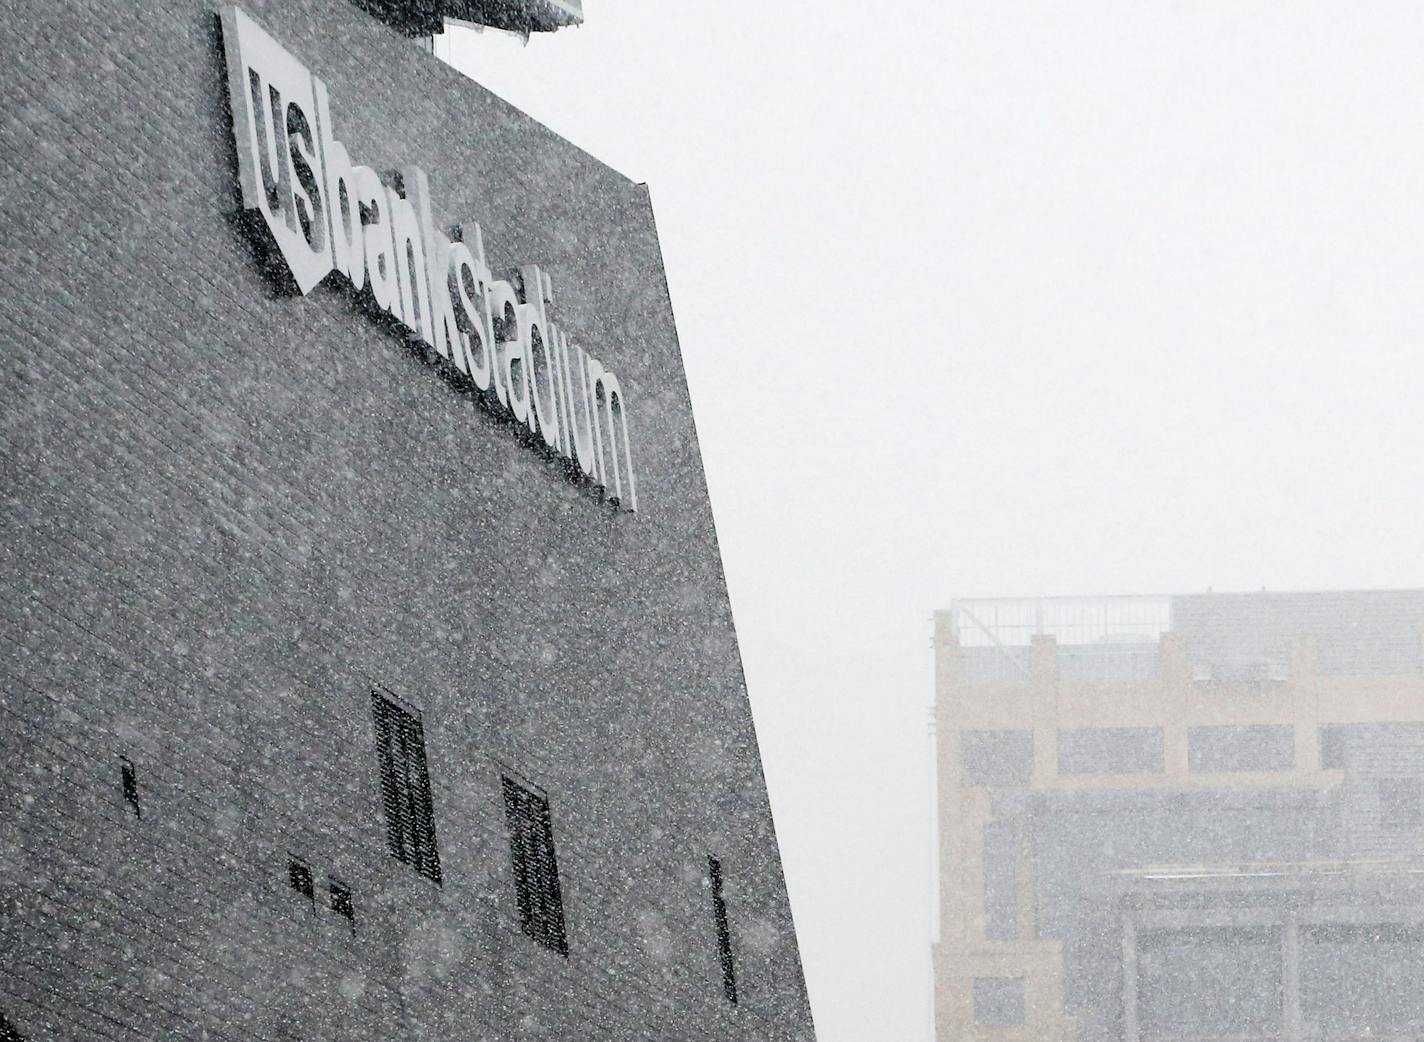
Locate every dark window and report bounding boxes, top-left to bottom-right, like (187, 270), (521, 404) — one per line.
(960, 730), (1034, 787)
(1320, 722), (1424, 770)
(1188, 725), (1295, 773)
(329, 878), (355, 926)
(708, 854), (738, 1005)
(1139, 927), (1281, 1038)
(1380, 779), (1424, 829)
(120, 756), (141, 818)
(502, 775), (567, 955)
(371, 690), (442, 884)
(1320, 725), (1348, 770)
(1302, 924), (1424, 1035)
(973, 976), (1025, 1027)
(1057, 727), (1164, 776)
(288, 855), (314, 905)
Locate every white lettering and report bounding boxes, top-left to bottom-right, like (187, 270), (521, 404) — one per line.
(448, 235), (495, 390)
(314, 80), (364, 290)
(353, 165), (399, 313)
(221, 5), (638, 511)
(222, 7), (333, 294)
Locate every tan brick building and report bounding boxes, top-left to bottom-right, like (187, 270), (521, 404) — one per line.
(933, 591), (1424, 1042)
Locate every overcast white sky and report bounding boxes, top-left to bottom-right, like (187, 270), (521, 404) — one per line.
(440, 5), (1424, 1039)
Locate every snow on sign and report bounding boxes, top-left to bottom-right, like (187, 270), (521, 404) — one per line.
(219, 6), (638, 511)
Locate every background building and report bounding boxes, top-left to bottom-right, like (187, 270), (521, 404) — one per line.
(933, 590), (1424, 1042)
(0, 2), (816, 1040)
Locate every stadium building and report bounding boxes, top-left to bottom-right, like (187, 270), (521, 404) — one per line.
(933, 590), (1424, 1042)
(0, 3), (817, 1040)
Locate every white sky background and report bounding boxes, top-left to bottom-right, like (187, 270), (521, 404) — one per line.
(439, 5), (1424, 1040)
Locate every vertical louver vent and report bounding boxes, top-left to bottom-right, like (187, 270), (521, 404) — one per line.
(502, 774), (568, 956)
(708, 854), (738, 1005)
(371, 690), (442, 885)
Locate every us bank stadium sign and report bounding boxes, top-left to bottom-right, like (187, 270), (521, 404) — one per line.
(220, 7), (638, 511)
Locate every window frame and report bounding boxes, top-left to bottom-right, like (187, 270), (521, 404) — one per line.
(371, 687), (443, 885)
(501, 771), (569, 957)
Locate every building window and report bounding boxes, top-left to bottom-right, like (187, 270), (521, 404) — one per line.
(329, 877), (355, 927)
(1139, 926), (1282, 1037)
(288, 855), (315, 906)
(708, 854), (738, 1005)
(973, 976), (1025, 1028)
(1319, 725), (1348, 770)
(1188, 725), (1295, 773)
(959, 730), (1034, 788)
(1319, 722), (1424, 771)
(120, 756), (141, 818)
(371, 689), (442, 884)
(502, 774), (567, 956)
(1380, 779), (1424, 829)
(1057, 727), (1164, 776)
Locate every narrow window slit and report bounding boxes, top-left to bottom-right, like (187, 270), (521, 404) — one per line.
(288, 855), (315, 907)
(120, 756), (141, 819)
(502, 774), (567, 956)
(708, 854), (737, 1005)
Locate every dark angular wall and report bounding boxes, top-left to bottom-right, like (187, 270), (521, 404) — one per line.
(0, 3), (816, 1040)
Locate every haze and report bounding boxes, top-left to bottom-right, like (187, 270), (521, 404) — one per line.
(440, 5), (1424, 1039)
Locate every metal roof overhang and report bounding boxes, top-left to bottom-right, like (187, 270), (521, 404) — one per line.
(356, 0), (582, 37)
(445, 0), (583, 33)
